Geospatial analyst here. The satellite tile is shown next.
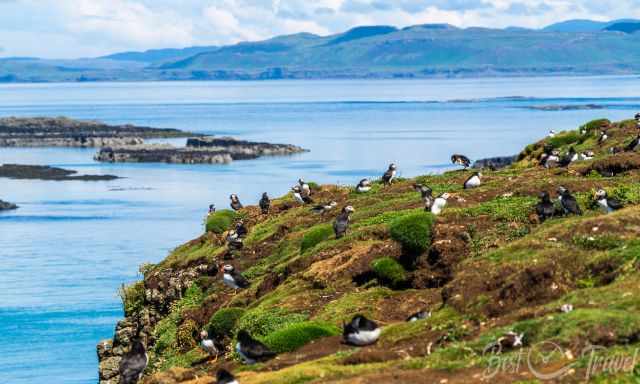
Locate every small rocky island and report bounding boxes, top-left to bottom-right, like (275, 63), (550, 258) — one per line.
(95, 137), (307, 164)
(0, 117), (195, 147)
(0, 164), (120, 181)
(0, 200), (18, 211)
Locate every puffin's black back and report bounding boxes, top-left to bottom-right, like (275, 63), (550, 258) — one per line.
(216, 368), (236, 384)
(237, 330), (276, 361)
(119, 340), (147, 384)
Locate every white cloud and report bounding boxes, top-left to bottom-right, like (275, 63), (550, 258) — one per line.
(0, 0), (639, 58)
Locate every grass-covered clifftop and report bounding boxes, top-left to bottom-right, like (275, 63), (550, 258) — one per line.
(103, 117), (640, 384)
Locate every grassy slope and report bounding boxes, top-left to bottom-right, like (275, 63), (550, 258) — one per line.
(124, 118), (640, 384)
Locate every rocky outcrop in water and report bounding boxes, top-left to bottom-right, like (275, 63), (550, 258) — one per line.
(0, 164), (119, 181)
(0, 200), (18, 210)
(95, 138), (307, 164)
(0, 117), (194, 147)
(472, 155), (517, 169)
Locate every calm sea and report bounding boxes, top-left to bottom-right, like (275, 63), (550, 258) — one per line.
(0, 77), (639, 383)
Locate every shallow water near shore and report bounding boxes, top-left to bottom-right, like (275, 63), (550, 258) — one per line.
(0, 76), (639, 383)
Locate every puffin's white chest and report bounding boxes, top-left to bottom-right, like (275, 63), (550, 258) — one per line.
(236, 342), (256, 364)
(346, 328), (380, 346)
(293, 193), (304, 204)
(465, 176), (481, 188)
(223, 273), (239, 289)
(357, 185), (371, 193)
(431, 198), (447, 215)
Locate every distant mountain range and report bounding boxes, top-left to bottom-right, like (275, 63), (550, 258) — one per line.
(2, 19), (640, 83)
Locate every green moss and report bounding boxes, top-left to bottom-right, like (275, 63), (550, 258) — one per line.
(156, 348), (206, 371)
(119, 281), (145, 317)
(207, 307), (245, 338)
(153, 311), (179, 354)
(300, 224), (334, 253)
(205, 209), (238, 234)
(573, 235), (625, 251)
(261, 321), (340, 353)
(353, 208), (422, 228)
(610, 184), (640, 205)
(237, 307), (308, 338)
(581, 118), (610, 133)
(370, 257), (407, 287)
(389, 211), (435, 254)
(548, 130), (583, 148)
(453, 196), (537, 223)
(315, 287), (394, 323)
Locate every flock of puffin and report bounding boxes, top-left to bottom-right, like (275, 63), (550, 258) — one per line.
(118, 113), (640, 384)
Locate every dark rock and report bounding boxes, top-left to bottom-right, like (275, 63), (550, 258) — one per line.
(472, 155), (517, 170)
(0, 164), (119, 181)
(0, 199), (18, 210)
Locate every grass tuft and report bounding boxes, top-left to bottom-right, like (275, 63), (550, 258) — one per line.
(370, 257), (407, 287)
(207, 307), (245, 338)
(206, 209), (238, 234)
(389, 211), (435, 254)
(261, 321), (340, 353)
(301, 224), (334, 253)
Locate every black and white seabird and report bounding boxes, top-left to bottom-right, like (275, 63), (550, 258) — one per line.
(259, 192), (270, 214)
(356, 178), (372, 193)
(298, 178), (312, 199)
(221, 264), (250, 291)
(292, 186), (313, 204)
(540, 150), (560, 168)
(463, 172), (482, 189)
(625, 134), (640, 152)
(311, 201), (338, 215)
(579, 150), (594, 161)
(559, 147), (577, 167)
(557, 186), (582, 215)
(200, 330), (220, 362)
(118, 340), (148, 384)
(208, 204), (216, 214)
(226, 230), (243, 250)
(235, 219), (248, 238)
(560, 304), (574, 314)
(333, 205), (355, 239)
(548, 130), (556, 138)
(216, 369), (239, 384)
(235, 330), (276, 364)
(413, 183), (434, 210)
(343, 315), (381, 346)
(535, 192), (555, 222)
(230, 194), (243, 211)
(598, 131), (608, 145)
(595, 189), (623, 213)
(451, 154), (471, 168)
(497, 331), (524, 351)
(406, 310), (431, 322)
(431, 193), (450, 215)
(635, 113), (640, 129)
(381, 163), (397, 186)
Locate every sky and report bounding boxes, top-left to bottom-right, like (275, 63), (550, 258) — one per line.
(0, 0), (639, 59)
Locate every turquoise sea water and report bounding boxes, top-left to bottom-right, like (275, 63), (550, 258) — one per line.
(0, 77), (639, 383)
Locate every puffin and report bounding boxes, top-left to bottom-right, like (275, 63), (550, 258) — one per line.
(221, 264), (250, 291)
(208, 204), (216, 215)
(559, 147), (577, 167)
(557, 186), (582, 215)
(259, 193), (270, 214)
(333, 206), (355, 239)
(356, 178), (372, 193)
(431, 193), (450, 215)
(298, 178), (312, 199)
(406, 310), (431, 322)
(234, 219), (248, 238)
(216, 369), (239, 384)
(311, 201), (338, 215)
(118, 340), (148, 384)
(496, 331), (524, 351)
(413, 183), (434, 210)
(579, 151), (594, 161)
(235, 330), (276, 364)
(625, 134), (640, 152)
(381, 164), (397, 186)
(200, 330), (220, 362)
(226, 230), (243, 251)
(451, 154), (471, 168)
(343, 315), (380, 346)
(229, 194), (243, 211)
(598, 131), (608, 145)
(594, 189), (623, 213)
(540, 150), (560, 168)
(463, 172), (482, 189)
(560, 304), (574, 314)
(292, 186), (313, 204)
(548, 130), (556, 138)
(535, 192), (555, 222)
(635, 112), (640, 129)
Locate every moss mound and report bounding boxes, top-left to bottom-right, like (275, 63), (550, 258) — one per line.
(237, 307), (308, 338)
(261, 321), (340, 353)
(371, 257), (407, 287)
(205, 209), (238, 234)
(300, 224), (334, 253)
(389, 211), (435, 254)
(548, 130), (584, 148)
(207, 307), (245, 338)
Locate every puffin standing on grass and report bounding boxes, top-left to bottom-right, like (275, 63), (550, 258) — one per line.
(451, 154), (471, 168)
(208, 204), (216, 215)
(298, 178), (312, 199)
(118, 340), (148, 384)
(598, 131), (608, 145)
(579, 151), (594, 161)
(216, 369), (239, 384)
(413, 183), (434, 210)
(221, 264), (250, 291)
(594, 189), (623, 213)
(234, 219), (248, 238)
(356, 178), (372, 193)
(431, 193), (450, 215)
(635, 113), (640, 129)
(311, 201), (338, 215)
(292, 186), (313, 204)
(333, 206), (355, 239)
(343, 315), (381, 346)
(235, 330), (276, 364)
(557, 187), (582, 216)
(535, 192), (555, 222)
(230, 194), (243, 211)
(625, 134), (640, 152)
(200, 330), (220, 362)
(226, 230), (243, 251)
(382, 164), (397, 186)
(259, 193), (270, 214)
(463, 172), (482, 189)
